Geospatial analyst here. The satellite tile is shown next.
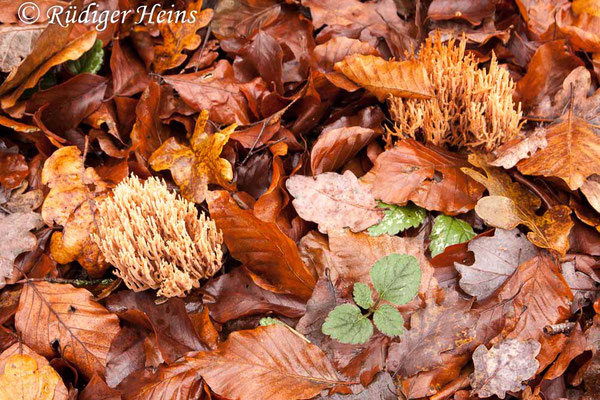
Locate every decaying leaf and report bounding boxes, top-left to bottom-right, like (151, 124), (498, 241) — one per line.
(0, 211), (42, 288)
(455, 229), (537, 299)
(0, 354), (63, 400)
(462, 156), (573, 255)
(470, 339), (541, 399)
(150, 110), (236, 204)
(41, 146), (110, 276)
(370, 139), (485, 215)
(0, 25), (43, 73)
(287, 171), (382, 234)
(14, 282), (121, 378)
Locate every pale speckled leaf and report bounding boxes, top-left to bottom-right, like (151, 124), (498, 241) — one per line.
(429, 215), (475, 257)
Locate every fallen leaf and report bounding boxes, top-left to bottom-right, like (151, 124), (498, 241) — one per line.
(206, 190), (317, 300)
(153, 0), (214, 72)
(110, 40), (150, 97)
(470, 339), (541, 399)
(311, 126), (379, 174)
(581, 175), (600, 214)
(455, 229), (538, 299)
(41, 146), (110, 276)
(79, 374), (120, 400)
(0, 211), (42, 288)
(491, 128), (548, 169)
(370, 139), (485, 215)
(0, 25), (43, 73)
(334, 55), (433, 101)
(313, 36), (380, 74)
(462, 156), (573, 255)
(211, 0), (281, 40)
(0, 354), (63, 400)
(150, 110), (236, 203)
(514, 0), (568, 37)
(428, 0), (495, 25)
(561, 260), (598, 311)
(14, 281), (121, 378)
(287, 171), (382, 234)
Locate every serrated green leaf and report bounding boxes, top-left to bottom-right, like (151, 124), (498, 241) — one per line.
(429, 215), (476, 257)
(353, 282), (374, 309)
(370, 254), (420, 305)
(259, 317), (285, 327)
(322, 304), (373, 344)
(368, 202), (426, 236)
(373, 304), (404, 336)
(65, 39), (104, 75)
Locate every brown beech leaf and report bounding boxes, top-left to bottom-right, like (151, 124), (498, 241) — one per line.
(79, 374), (120, 400)
(311, 127), (379, 174)
(287, 171), (382, 234)
(334, 55), (433, 101)
(370, 139), (485, 215)
(462, 157), (573, 256)
(110, 40), (150, 97)
(514, 0), (568, 37)
(0, 151), (28, 189)
(470, 339), (541, 399)
(153, 0), (214, 72)
(149, 110), (236, 203)
(0, 211), (42, 288)
(191, 324), (347, 399)
(491, 128), (547, 169)
(14, 282), (121, 379)
(313, 37), (379, 73)
(41, 146), (110, 276)
(201, 267), (306, 324)
(211, 0), (281, 40)
(455, 229), (537, 300)
(206, 190), (317, 300)
(0, 354), (64, 400)
(517, 113), (600, 190)
(386, 290), (477, 379)
(428, 0), (495, 25)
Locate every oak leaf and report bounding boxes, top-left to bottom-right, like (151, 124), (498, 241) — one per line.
(462, 156), (573, 255)
(0, 354), (63, 400)
(470, 339), (541, 399)
(41, 146), (109, 276)
(153, 0), (214, 72)
(370, 139), (485, 215)
(517, 113), (600, 190)
(14, 282), (121, 378)
(455, 229), (537, 299)
(206, 190), (316, 300)
(149, 110), (236, 204)
(287, 171), (382, 234)
(334, 55), (433, 101)
(0, 211), (42, 288)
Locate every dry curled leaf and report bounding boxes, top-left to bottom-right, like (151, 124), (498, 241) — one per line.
(470, 339), (541, 399)
(150, 110), (236, 204)
(41, 146), (110, 276)
(286, 171), (382, 234)
(14, 281), (121, 379)
(0, 211), (42, 288)
(370, 139), (485, 215)
(311, 126), (379, 174)
(0, 25), (42, 73)
(462, 156), (573, 255)
(0, 354), (63, 400)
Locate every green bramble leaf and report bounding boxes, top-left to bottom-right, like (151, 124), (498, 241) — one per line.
(429, 215), (476, 257)
(370, 254), (420, 305)
(368, 202), (426, 236)
(353, 282), (374, 309)
(259, 317), (285, 327)
(373, 304), (404, 336)
(66, 39), (104, 75)
(322, 304), (373, 344)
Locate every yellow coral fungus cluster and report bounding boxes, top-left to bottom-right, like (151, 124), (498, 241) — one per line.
(388, 36), (523, 151)
(92, 175), (223, 298)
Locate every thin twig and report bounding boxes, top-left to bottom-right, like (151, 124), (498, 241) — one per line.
(16, 277), (116, 287)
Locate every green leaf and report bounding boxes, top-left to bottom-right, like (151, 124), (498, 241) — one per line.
(65, 39), (104, 75)
(321, 304), (373, 344)
(368, 202), (426, 236)
(429, 215), (476, 257)
(259, 317), (285, 327)
(373, 304), (404, 336)
(353, 282), (374, 309)
(370, 254), (421, 305)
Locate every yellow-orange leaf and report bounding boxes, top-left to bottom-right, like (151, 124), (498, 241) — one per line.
(334, 55), (434, 102)
(517, 113), (600, 190)
(462, 156), (573, 256)
(149, 110), (236, 203)
(41, 146), (110, 276)
(0, 354), (62, 400)
(153, 0), (214, 72)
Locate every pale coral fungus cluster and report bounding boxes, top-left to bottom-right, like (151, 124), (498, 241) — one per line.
(388, 36), (523, 151)
(92, 175), (223, 298)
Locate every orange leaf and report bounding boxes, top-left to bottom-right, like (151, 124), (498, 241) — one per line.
(0, 354), (63, 400)
(14, 282), (121, 379)
(334, 55), (434, 101)
(149, 110), (236, 203)
(517, 113), (600, 190)
(206, 190), (316, 300)
(153, 0), (214, 73)
(41, 146), (110, 276)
